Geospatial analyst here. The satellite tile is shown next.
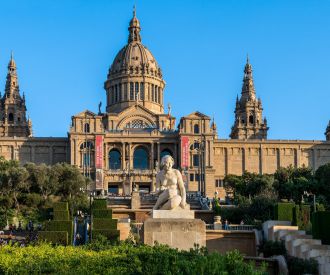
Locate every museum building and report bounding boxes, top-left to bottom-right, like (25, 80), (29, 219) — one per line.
(1, 11), (330, 199)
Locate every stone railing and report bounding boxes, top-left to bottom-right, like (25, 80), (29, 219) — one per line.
(206, 224), (255, 231)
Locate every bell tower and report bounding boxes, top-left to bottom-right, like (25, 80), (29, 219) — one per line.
(230, 57), (268, 140)
(0, 54), (32, 137)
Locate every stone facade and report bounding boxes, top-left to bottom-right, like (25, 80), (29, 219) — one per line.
(1, 10), (330, 200)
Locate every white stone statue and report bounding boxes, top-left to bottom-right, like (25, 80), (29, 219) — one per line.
(153, 155), (188, 210)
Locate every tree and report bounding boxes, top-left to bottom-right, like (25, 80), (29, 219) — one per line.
(25, 163), (57, 200)
(315, 163), (330, 208)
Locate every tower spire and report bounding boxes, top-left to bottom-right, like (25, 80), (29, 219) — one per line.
(128, 5), (141, 43)
(230, 56), (268, 140)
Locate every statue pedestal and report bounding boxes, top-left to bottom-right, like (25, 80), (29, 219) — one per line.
(143, 210), (206, 250)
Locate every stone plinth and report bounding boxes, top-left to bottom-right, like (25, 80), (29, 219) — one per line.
(143, 218), (206, 250)
(152, 209), (194, 219)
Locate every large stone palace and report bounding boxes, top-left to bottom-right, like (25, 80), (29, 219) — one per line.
(1, 11), (330, 198)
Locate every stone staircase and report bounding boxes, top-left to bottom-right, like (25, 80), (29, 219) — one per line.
(264, 221), (330, 275)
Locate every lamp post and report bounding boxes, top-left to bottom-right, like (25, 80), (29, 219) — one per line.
(303, 191), (316, 212)
(89, 190), (96, 242)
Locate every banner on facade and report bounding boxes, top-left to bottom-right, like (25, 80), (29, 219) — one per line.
(95, 169), (103, 189)
(95, 135), (103, 169)
(180, 136), (189, 168)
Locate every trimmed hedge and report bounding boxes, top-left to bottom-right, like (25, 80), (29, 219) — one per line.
(53, 210), (70, 221)
(93, 209), (113, 219)
(93, 218), (117, 230)
(0, 244), (266, 274)
(93, 199), (107, 210)
(53, 202), (69, 211)
(93, 229), (119, 240)
(38, 231), (68, 245)
(312, 211), (330, 245)
(274, 203), (295, 223)
(45, 220), (73, 245)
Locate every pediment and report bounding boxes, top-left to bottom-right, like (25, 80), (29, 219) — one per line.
(73, 110), (97, 118)
(116, 104), (158, 129)
(184, 111), (210, 119)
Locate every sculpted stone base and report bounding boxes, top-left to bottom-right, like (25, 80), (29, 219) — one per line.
(143, 218), (206, 250)
(152, 209), (194, 219)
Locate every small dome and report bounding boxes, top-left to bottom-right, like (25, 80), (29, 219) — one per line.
(109, 43), (162, 78)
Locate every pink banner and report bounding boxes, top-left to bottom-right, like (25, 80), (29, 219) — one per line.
(95, 135), (103, 169)
(181, 136), (189, 168)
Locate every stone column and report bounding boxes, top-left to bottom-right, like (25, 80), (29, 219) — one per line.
(174, 142), (177, 166)
(122, 142), (126, 169)
(49, 146), (53, 165)
(157, 142), (160, 167)
(224, 147), (228, 176)
(150, 142), (154, 169)
(31, 145), (35, 163)
(259, 145), (263, 175)
(242, 147), (246, 173)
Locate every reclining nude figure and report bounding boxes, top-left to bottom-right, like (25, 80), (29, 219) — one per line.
(153, 155), (188, 210)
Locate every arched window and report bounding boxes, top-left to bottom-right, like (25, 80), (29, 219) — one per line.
(109, 149), (121, 169)
(80, 141), (94, 167)
(160, 149), (173, 160)
(8, 113), (14, 122)
(133, 147), (149, 169)
(84, 123), (90, 133)
(194, 124), (199, 134)
(249, 115), (254, 124)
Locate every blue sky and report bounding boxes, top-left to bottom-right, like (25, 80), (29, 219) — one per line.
(0, 0), (329, 140)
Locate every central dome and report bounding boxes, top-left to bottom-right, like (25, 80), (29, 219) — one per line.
(104, 10), (165, 114)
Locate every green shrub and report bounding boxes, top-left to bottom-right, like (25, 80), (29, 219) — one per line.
(258, 240), (287, 258)
(312, 211), (330, 244)
(45, 220), (73, 244)
(38, 231), (68, 245)
(93, 199), (107, 210)
(0, 243), (266, 274)
(93, 229), (120, 241)
(93, 218), (117, 230)
(53, 210), (70, 221)
(274, 202), (295, 223)
(93, 209), (113, 219)
(287, 256), (318, 275)
(53, 202), (69, 211)
(293, 204), (311, 231)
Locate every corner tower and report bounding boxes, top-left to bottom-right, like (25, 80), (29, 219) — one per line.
(104, 8), (165, 114)
(230, 57), (268, 139)
(0, 54), (32, 137)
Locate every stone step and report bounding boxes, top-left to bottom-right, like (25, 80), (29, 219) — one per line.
(268, 225), (298, 241)
(275, 229), (306, 241)
(292, 239), (322, 257)
(284, 234), (312, 251)
(302, 245), (330, 259)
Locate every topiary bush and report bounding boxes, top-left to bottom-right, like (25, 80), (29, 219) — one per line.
(274, 202), (295, 223)
(92, 199), (107, 209)
(312, 211), (330, 244)
(53, 202), (69, 211)
(38, 231), (68, 245)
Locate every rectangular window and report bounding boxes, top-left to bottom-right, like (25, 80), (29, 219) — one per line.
(140, 83), (144, 100)
(119, 83), (122, 101)
(108, 184), (119, 195)
(190, 173), (194, 182)
(215, 179), (223, 187)
(193, 154), (200, 167)
(124, 83), (128, 100)
(115, 85), (118, 102)
(195, 173), (200, 181)
(111, 86), (114, 104)
(130, 83), (134, 100)
(152, 84), (154, 101)
(135, 82), (139, 97)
